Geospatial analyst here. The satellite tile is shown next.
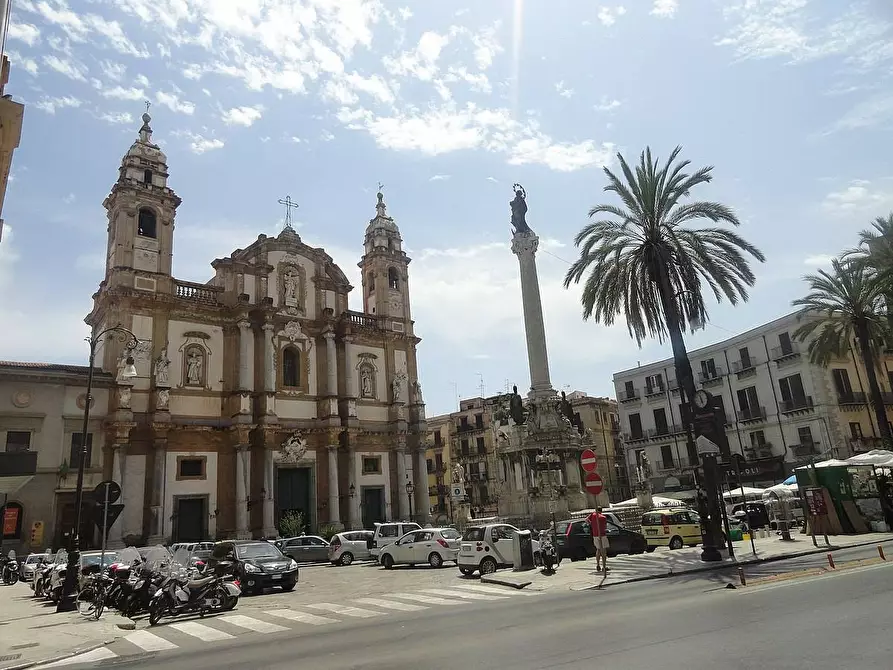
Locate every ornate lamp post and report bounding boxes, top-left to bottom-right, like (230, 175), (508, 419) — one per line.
(405, 478), (415, 522)
(57, 326), (137, 612)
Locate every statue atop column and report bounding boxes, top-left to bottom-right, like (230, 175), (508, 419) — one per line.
(510, 183), (532, 235)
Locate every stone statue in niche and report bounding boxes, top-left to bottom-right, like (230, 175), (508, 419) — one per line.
(509, 385), (526, 425)
(411, 380), (423, 404)
(452, 462), (466, 484)
(186, 348), (204, 386)
(154, 346), (171, 387)
(391, 369), (407, 403)
(510, 183), (532, 235)
(118, 386), (132, 409)
(360, 367), (374, 398)
(284, 270), (300, 307)
(157, 388), (170, 410)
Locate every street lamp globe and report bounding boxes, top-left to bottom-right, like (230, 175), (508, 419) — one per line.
(405, 480), (414, 496)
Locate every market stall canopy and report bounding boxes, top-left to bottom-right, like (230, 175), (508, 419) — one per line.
(846, 450), (893, 468)
(794, 459), (850, 470)
(763, 482), (798, 499)
(723, 486), (765, 499)
(615, 495), (686, 508)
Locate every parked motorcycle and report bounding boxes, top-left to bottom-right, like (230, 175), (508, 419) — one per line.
(1, 551), (19, 585)
(33, 559), (54, 597)
(148, 547), (240, 625)
(538, 535), (559, 573)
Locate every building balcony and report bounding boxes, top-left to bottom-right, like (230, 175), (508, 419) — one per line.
(837, 391), (868, 406)
(731, 358), (758, 379)
(770, 343), (801, 363)
(666, 378), (681, 395)
(647, 424), (684, 439)
(737, 406), (767, 423)
(618, 388), (640, 403)
(780, 396), (814, 414)
(744, 442), (774, 460)
(623, 432), (647, 443)
(174, 279), (223, 305)
(644, 384), (666, 398)
(848, 436), (884, 453)
(697, 368), (725, 387)
(456, 423), (484, 434)
(343, 310), (386, 331)
(657, 458), (692, 472)
(791, 442), (820, 458)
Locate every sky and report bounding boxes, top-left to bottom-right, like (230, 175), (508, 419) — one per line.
(0, 0), (892, 418)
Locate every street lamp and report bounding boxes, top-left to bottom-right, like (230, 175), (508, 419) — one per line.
(405, 477), (415, 522)
(57, 325), (137, 613)
(348, 483), (356, 498)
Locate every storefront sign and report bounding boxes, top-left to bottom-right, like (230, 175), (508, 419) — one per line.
(2, 506), (19, 536)
(720, 457), (784, 482)
(804, 487), (828, 516)
(30, 521), (44, 547)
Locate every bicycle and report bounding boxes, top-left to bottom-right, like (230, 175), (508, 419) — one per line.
(76, 575), (97, 617)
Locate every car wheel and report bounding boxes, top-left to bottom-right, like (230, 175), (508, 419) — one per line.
(381, 554), (394, 570)
(459, 567), (475, 576)
(480, 557), (497, 575)
(633, 541), (646, 555)
(669, 536), (684, 550)
(280, 582), (296, 592)
(645, 546), (656, 553)
(428, 552), (444, 569)
(340, 552), (354, 566)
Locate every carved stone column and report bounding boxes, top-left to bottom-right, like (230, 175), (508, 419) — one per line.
(396, 445), (409, 520)
(262, 320), (276, 417)
(327, 446), (341, 526)
(238, 319), (253, 390)
(325, 331), (338, 396)
(511, 231), (554, 400)
(347, 447), (360, 529)
(147, 431), (168, 545)
(415, 449), (429, 525)
(106, 444), (127, 548)
(235, 445), (251, 539)
(262, 447), (277, 537)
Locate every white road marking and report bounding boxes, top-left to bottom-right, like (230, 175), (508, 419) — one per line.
(124, 630), (179, 652)
(354, 597), (428, 612)
(304, 603), (382, 618)
(265, 609), (339, 626)
(39, 648), (118, 667)
(420, 588), (509, 601)
(168, 621), (236, 641)
(219, 614), (290, 634)
(389, 592), (468, 606)
(452, 584), (539, 596)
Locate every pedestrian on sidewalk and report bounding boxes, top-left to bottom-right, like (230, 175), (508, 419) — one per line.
(587, 508), (609, 572)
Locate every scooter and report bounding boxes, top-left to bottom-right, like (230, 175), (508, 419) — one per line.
(0, 552), (19, 585)
(148, 568), (240, 625)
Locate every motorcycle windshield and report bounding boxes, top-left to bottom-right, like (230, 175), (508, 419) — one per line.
(116, 547), (141, 566)
(138, 546), (171, 570)
(7, 550), (15, 561)
(168, 547), (197, 580)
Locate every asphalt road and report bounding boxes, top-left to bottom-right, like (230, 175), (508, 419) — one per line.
(57, 557), (893, 670)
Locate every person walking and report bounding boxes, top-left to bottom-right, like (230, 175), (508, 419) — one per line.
(587, 508), (609, 572)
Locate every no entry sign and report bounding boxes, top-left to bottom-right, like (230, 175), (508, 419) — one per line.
(584, 472), (604, 496)
(580, 449), (598, 473)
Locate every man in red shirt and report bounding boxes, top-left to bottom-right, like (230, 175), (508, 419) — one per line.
(587, 508), (609, 572)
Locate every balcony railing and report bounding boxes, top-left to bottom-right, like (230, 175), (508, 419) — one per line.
(457, 423), (482, 434)
(731, 359), (758, 377)
(697, 368), (725, 385)
(780, 396), (814, 413)
(791, 442), (819, 458)
(345, 310), (384, 330)
(837, 391), (868, 405)
(647, 424), (684, 438)
(644, 384), (666, 397)
(737, 406), (767, 422)
(770, 343), (801, 361)
(618, 388), (640, 402)
(744, 442), (774, 460)
(174, 280), (222, 305)
(623, 431), (646, 443)
(848, 436), (884, 453)
(657, 458), (692, 472)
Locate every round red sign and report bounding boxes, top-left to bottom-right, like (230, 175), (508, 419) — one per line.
(584, 472), (604, 495)
(580, 449), (598, 473)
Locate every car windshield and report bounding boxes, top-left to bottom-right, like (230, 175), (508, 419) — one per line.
(236, 543), (283, 560)
(26, 555), (42, 564)
(441, 529), (461, 539)
(81, 553), (118, 568)
(555, 522), (570, 534)
(462, 527), (485, 541)
(642, 512), (668, 526)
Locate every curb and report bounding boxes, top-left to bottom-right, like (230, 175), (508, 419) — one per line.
(481, 574), (532, 589)
(3, 639), (116, 670)
(577, 537), (893, 591)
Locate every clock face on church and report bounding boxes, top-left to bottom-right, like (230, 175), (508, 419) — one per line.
(390, 297), (403, 313)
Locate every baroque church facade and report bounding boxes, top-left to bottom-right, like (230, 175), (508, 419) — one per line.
(91, 112), (428, 544)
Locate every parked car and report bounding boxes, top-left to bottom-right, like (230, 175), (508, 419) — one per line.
(208, 540), (298, 594)
(20, 553), (46, 583)
(604, 522), (648, 556)
(277, 536), (330, 563)
(457, 524), (541, 576)
(730, 502), (771, 530)
(369, 522), (422, 561)
(553, 519), (595, 561)
(641, 508), (702, 550)
(329, 530), (374, 566)
(378, 528), (461, 569)
(170, 542), (215, 554)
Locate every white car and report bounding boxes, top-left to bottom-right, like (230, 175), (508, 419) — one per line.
(457, 524), (540, 576)
(370, 522), (421, 561)
(378, 528), (461, 569)
(328, 530), (374, 566)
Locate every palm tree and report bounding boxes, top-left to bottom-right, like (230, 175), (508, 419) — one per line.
(791, 258), (892, 445)
(563, 146), (765, 414)
(851, 213), (893, 333)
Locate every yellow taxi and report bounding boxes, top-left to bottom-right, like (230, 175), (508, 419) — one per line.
(640, 507), (703, 550)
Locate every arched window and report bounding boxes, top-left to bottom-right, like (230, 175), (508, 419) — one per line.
(388, 267), (399, 290)
(283, 347), (300, 388)
(143, 169), (153, 185)
(367, 272), (375, 295)
(138, 208), (157, 238)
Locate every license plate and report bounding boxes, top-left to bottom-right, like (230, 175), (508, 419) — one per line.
(271, 574), (282, 580)
(646, 529), (657, 535)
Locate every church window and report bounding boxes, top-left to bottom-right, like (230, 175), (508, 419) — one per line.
(138, 208), (158, 238)
(367, 272), (375, 295)
(283, 347), (300, 388)
(388, 267), (399, 290)
(143, 169), (152, 185)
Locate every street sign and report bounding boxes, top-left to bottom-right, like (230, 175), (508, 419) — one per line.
(584, 472), (604, 495)
(451, 485), (465, 500)
(92, 503), (124, 536)
(580, 449), (598, 473)
(92, 480), (122, 504)
(803, 487), (828, 516)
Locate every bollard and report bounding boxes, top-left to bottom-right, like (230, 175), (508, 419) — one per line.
(737, 566), (747, 586)
(827, 552), (835, 569)
(879, 545), (886, 561)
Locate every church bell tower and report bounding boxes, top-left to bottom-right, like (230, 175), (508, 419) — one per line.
(103, 108), (181, 291)
(358, 189), (412, 328)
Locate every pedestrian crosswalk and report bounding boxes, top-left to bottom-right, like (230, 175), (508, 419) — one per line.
(37, 584), (538, 667)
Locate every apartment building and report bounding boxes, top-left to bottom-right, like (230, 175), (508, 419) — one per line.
(613, 311), (893, 495)
(565, 391), (630, 503)
(425, 414), (452, 522)
(451, 396), (501, 518)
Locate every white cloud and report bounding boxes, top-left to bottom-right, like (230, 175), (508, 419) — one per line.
(398, 7), (412, 20)
(486, 176), (498, 182)
(384, 30), (450, 81)
(135, 74), (150, 87)
(221, 105), (264, 127)
(8, 22), (40, 45)
(83, 14), (150, 57)
(102, 85), (145, 101)
(156, 90), (195, 115)
(0, 225), (20, 291)
(5, 50), (39, 75)
(803, 254), (835, 266)
(829, 94), (893, 133)
(62, 193), (76, 204)
(821, 180), (893, 216)
(429, 174), (450, 181)
(43, 54), (87, 81)
(650, 0), (678, 18)
(338, 102), (613, 171)
(184, 133), (224, 154)
(597, 6), (627, 27)
(594, 97), (621, 112)
(97, 111), (135, 125)
(555, 81), (574, 99)
(289, 136), (302, 143)
(33, 95), (82, 114)
(100, 60), (127, 81)
(321, 130), (336, 142)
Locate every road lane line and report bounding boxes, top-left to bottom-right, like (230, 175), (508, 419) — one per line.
(168, 621), (236, 641)
(124, 629), (179, 652)
(354, 597), (428, 612)
(219, 614), (290, 634)
(389, 592), (468, 606)
(452, 584), (540, 596)
(420, 588), (509, 601)
(304, 603), (382, 618)
(39, 648), (118, 667)
(265, 609), (339, 626)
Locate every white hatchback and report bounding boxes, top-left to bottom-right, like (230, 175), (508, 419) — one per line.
(378, 528), (461, 569)
(457, 524), (540, 576)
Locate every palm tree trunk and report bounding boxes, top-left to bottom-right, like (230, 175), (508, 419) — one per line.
(855, 319), (892, 444)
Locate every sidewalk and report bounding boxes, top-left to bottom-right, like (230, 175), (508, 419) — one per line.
(0, 585), (132, 670)
(481, 532), (893, 593)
